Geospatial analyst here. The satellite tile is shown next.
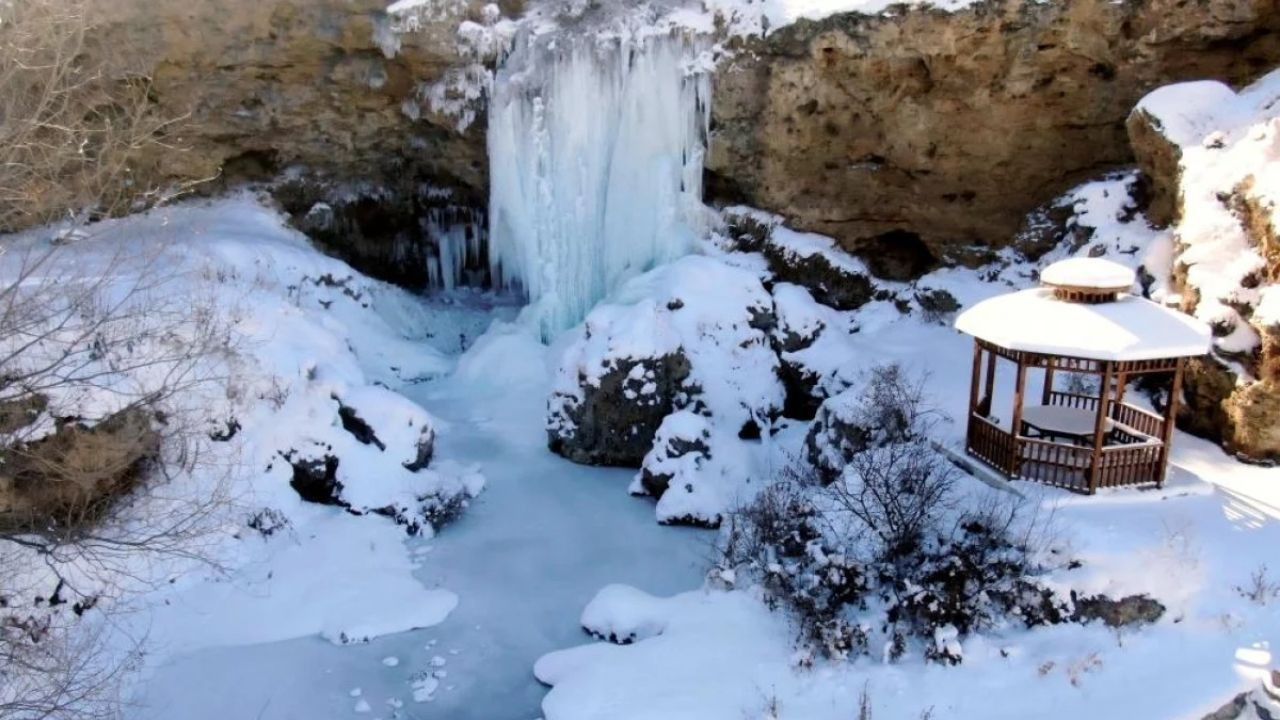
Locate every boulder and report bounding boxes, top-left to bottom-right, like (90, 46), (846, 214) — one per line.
(548, 255), (785, 468)
(635, 411), (712, 499)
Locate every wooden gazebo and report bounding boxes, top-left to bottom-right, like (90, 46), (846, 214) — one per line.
(954, 258), (1212, 494)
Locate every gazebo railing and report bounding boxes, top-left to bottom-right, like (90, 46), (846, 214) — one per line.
(1095, 441), (1164, 490)
(966, 415), (1017, 475)
(1017, 436), (1092, 491)
(1042, 391), (1167, 442)
(1109, 402), (1165, 439)
(965, 413), (1165, 494)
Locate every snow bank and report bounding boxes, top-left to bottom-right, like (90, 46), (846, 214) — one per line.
(0, 193), (478, 678)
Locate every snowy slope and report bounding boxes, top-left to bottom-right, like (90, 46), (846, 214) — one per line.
(0, 194), (488, 713)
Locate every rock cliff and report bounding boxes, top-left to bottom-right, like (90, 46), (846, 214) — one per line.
(708, 0), (1280, 278)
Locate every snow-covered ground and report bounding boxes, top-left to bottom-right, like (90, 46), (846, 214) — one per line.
(536, 294), (1280, 720)
(132, 330), (710, 719)
(0, 194), (710, 720)
(3, 176), (1276, 720)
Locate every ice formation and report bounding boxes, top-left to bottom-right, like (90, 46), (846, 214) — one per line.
(425, 206), (489, 290)
(487, 27), (712, 336)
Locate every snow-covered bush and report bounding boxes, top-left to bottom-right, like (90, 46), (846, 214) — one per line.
(719, 461), (870, 661)
(876, 499), (1067, 665)
(724, 366), (1078, 665)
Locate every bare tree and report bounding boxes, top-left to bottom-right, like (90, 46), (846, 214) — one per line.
(824, 365), (955, 555)
(0, 3), (228, 717)
(0, 0), (190, 233)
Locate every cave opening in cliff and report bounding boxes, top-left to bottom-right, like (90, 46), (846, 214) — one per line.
(862, 229), (938, 281)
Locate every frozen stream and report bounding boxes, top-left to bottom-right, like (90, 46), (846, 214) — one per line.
(134, 310), (710, 720)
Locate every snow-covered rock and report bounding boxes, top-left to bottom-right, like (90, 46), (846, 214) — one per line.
(549, 254), (785, 524)
(549, 255), (784, 461)
(1128, 69), (1280, 459)
(770, 282), (862, 419)
(723, 207), (878, 310)
(580, 584), (672, 645)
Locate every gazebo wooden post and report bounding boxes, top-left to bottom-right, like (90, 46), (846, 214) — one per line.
(1009, 357), (1028, 477)
(1041, 357), (1055, 405)
(1087, 360), (1115, 494)
(1113, 371), (1128, 421)
(968, 341), (982, 418)
(1156, 358), (1186, 488)
(978, 344), (997, 416)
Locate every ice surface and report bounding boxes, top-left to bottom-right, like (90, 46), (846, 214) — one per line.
(487, 29), (712, 336)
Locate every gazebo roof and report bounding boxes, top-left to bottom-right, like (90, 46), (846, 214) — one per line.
(955, 287), (1212, 362)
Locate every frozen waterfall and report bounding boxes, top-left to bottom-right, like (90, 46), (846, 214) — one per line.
(487, 29), (712, 337)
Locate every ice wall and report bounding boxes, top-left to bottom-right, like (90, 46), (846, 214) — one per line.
(487, 29), (712, 337)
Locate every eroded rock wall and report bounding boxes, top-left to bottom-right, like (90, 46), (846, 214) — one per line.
(93, 0), (509, 194)
(708, 0), (1280, 278)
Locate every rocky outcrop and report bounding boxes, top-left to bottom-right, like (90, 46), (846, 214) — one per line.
(85, 0), (513, 284)
(708, 0), (1280, 278)
(77, 0), (1280, 290)
(93, 0), (510, 193)
(1125, 71), (1280, 461)
(548, 351), (693, 467)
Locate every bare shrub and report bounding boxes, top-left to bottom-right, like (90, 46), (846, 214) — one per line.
(0, 4), (219, 715)
(0, 233), (236, 718)
(721, 460), (868, 661)
(1236, 565), (1280, 606)
(0, 611), (142, 720)
(914, 288), (960, 324)
(822, 365), (955, 555)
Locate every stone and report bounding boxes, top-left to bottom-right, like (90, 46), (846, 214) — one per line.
(1071, 593), (1165, 628)
(636, 411), (712, 499)
(287, 452), (344, 506)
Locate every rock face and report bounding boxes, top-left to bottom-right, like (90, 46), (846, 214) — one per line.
(87, 0), (512, 284)
(93, 0), (505, 193)
(708, 0), (1280, 277)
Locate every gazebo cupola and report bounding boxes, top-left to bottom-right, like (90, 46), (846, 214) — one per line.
(954, 258), (1212, 494)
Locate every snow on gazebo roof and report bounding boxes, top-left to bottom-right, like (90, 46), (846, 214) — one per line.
(1040, 257), (1136, 292)
(955, 259), (1212, 362)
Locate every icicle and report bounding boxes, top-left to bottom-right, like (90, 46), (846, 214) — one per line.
(424, 206), (490, 291)
(487, 29), (712, 338)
